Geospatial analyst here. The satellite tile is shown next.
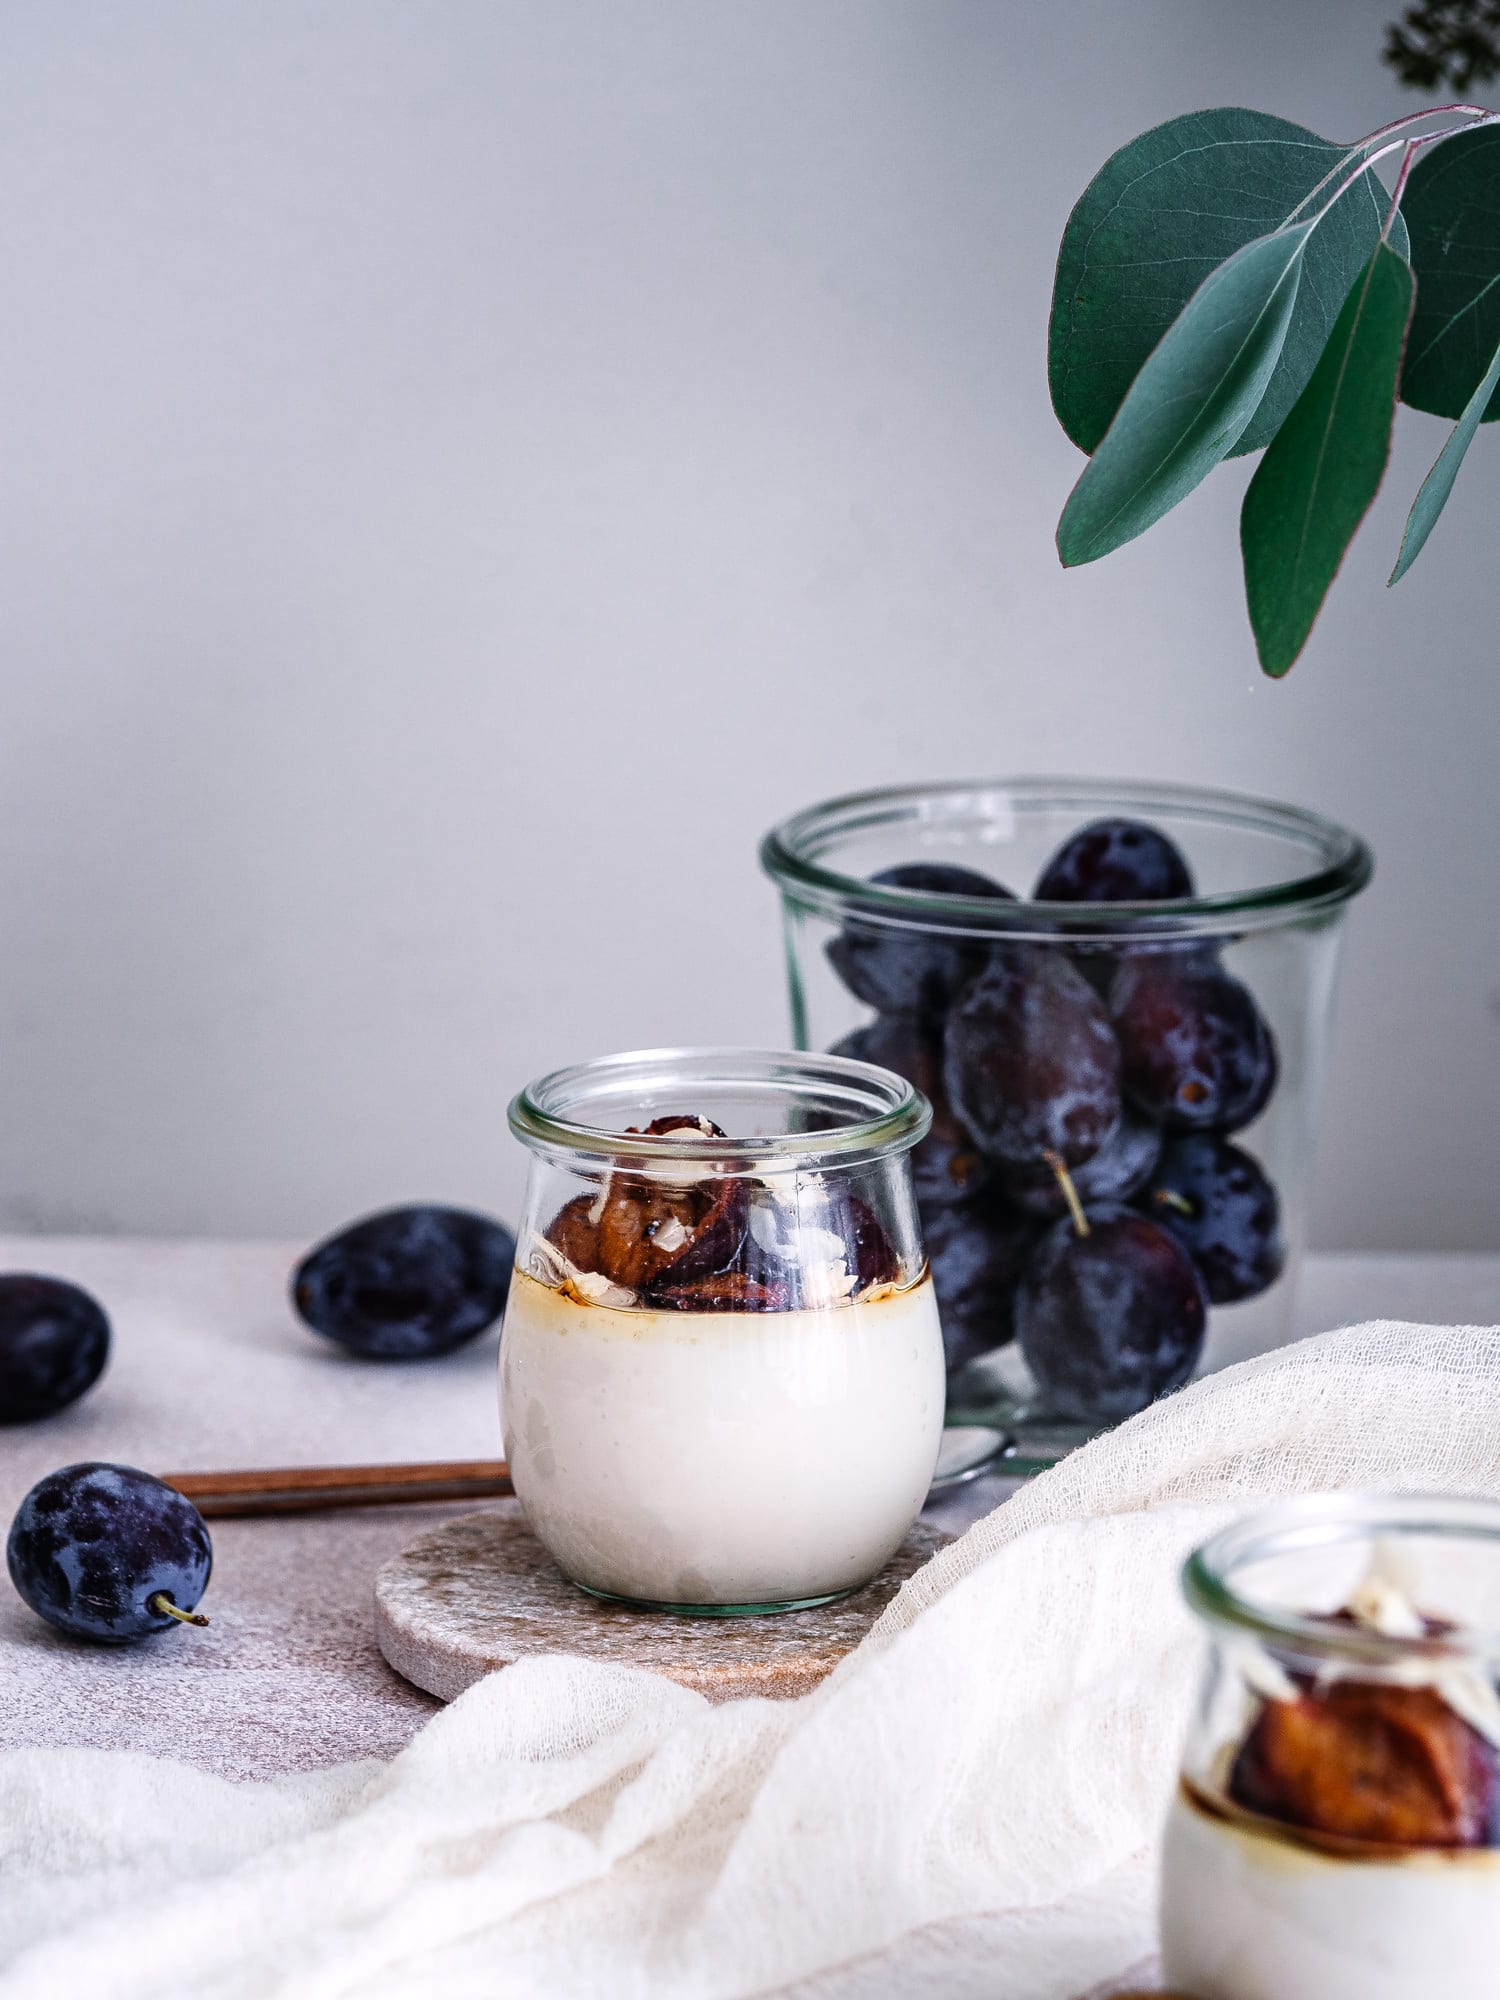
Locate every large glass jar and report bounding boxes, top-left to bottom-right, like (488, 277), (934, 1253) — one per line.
(1162, 1494), (1500, 1998)
(503, 1047), (944, 1614)
(760, 779), (1372, 1465)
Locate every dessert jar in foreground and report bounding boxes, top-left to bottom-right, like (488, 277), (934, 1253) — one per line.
(1161, 1494), (1500, 2000)
(761, 778), (1372, 1459)
(503, 1048), (945, 1614)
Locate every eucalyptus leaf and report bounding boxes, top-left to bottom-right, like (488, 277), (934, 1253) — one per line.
(1049, 108), (1403, 460)
(1401, 123), (1500, 422)
(1057, 223), (1314, 567)
(1241, 241), (1415, 677)
(1390, 332), (1500, 583)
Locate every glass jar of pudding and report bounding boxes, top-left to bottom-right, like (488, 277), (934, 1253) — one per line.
(1161, 1493), (1500, 2000)
(761, 779), (1372, 1467)
(503, 1047), (945, 1615)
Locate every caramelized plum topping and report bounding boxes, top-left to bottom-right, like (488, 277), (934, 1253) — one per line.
(842, 1192), (901, 1290)
(1229, 1681), (1499, 1848)
(543, 1114), (903, 1313)
(547, 1193), (606, 1273)
(595, 1182), (706, 1291)
(642, 1269), (791, 1313)
(543, 1113), (747, 1295)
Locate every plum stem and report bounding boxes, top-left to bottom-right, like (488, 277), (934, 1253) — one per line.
(149, 1592), (209, 1628)
(1042, 1150), (1090, 1238)
(1152, 1189), (1196, 1220)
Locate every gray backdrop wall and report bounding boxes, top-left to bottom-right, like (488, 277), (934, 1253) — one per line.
(2, 1), (1496, 1247)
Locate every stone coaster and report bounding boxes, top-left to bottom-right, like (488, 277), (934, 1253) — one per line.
(375, 1502), (953, 1703)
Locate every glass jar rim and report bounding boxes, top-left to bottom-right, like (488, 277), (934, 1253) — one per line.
(760, 776), (1373, 938)
(507, 1045), (932, 1172)
(1183, 1493), (1500, 1666)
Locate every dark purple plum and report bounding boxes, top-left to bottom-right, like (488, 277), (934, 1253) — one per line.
(833, 1020), (992, 1207)
(1016, 1204), (1207, 1423)
(944, 948), (1122, 1168)
(0, 1276), (110, 1425)
(1033, 817), (1195, 903)
(1137, 1135), (1286, 1305)
(293, 1205), (516, 1358)
(7, 1463), (212, 1643)
(1112, 958), (1277, 1133)
(1002, 1107), (1161, 1219)
(825, 862), (1016, 1017)
(923, 1190), (1040, 1372)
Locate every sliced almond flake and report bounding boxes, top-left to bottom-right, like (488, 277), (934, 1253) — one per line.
(525, 1231), (638, 1311)
(746, 1181), (844, 1268)
(1301, 1544), (1500, 1749)
(800, 1259), (858, 1309)
(568, 1269), (639, 1310)
(525, 1233), (571, 1286)
(1345, 1568), (1428, 1641)
(1231, 1636), (1299, 1707)
(649, 1215), (691, 1256)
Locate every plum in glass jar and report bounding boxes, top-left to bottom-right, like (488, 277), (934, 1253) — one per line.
(825, 863), (1015, 1018)
(943, 949), (1122, 1170)
(1015, 1200), (1207, 1423)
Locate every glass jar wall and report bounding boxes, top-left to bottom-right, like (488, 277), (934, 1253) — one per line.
(761, 779), (1372, 1463)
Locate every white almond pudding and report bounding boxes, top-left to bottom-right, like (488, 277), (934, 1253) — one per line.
(1161, 1781), (1500, 2000)
(502, 1267), (942, 1606)
(1161, 1497), (1500, 1998)
(503, 1050), (946, 1611)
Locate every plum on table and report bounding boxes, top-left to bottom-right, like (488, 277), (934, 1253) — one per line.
(944, 948), (1122, 1168)
(1016, 1202), (1207, 1422)
(7, 1462), (212, 1643)
(825, 862), (1016, 1017)
(0, 1275), (110, 1425)
(1137, 1134), (1285, 1304)
(833, 1019), (991, 1207)
(293, 1205), (516, 1358)
(1112, 958), (1277, 1133)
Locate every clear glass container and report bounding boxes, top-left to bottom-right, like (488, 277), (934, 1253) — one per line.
(1162, 1494), (1500, 1998)
(760, 778), (1372, 1468)
(503, 1047), (944, 1615)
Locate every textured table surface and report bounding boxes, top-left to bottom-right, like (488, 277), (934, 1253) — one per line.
(2, 1238), (1497, 1780)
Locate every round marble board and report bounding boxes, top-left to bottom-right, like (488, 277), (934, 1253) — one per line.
(375, 1501), (953, 1703)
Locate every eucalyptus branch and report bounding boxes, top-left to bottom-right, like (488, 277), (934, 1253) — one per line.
(1285, 101), (1494, 225)
(1383, 142), (1424, 238)
(1308, 112), (1500, 230)
(1048, 101), (1500, 673)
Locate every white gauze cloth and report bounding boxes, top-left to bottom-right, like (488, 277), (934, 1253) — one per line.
(3, 1319), (1499, 2000)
